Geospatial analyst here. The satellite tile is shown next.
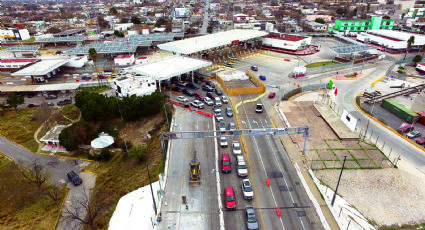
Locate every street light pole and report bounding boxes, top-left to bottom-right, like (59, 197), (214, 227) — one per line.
(331, 156), (347, 206)
(147, 164), (158, 216)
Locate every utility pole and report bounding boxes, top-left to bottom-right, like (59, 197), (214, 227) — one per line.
(147, 164), (158, 216)
(331, 156), (347, 206)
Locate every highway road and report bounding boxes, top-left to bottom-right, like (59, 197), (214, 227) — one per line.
(236, 96), (322, 230)
(159, 106), (220, 230)
(330, 55), (425, 172)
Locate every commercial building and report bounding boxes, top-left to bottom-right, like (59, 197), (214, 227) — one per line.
(0, 28), (30, 42)
(356, 29), (425, 52)
(112, 75), (157, 97)
(329, 16), (395, 33)
(305, 15), (334, 22)
(114, 55), (135, 66)
(305, 22), (328, 32)
(403, 7), (425, 19)
(262, 33), (311, 51)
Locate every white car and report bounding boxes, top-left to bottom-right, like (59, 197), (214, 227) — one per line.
(215, 114), (224, 122)
(232, 141), (242, 155)
(219, 121), (226, 133)
(203, 97), (214, 106)
(177, 96), (188, 102)
(241, 179), (254, 199)
(213, 106), (221, 114)
(191, 100), (205, 109)
(220, 96), (229, 104)
(214, 97), (222, 106)
(220, 137), (228, 148)
(237, 160), (248, 177)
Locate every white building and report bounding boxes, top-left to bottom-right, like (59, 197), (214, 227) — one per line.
(356, 30), (425, 52)
(416, 63), (425, 74)
(262, 33), (311, 51)
(0, 28), (30, 42)
(112, 75), (157, 97)
(115, 55), (135, 66)
(135, 57), (149, 65)
(40, 125), (68, 151)
(114, 23), (134, 31)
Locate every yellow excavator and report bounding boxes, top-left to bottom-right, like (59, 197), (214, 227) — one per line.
(189, 151), (201, 186)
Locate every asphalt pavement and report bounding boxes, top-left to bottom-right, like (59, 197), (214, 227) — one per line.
(236, 95), (322, 230)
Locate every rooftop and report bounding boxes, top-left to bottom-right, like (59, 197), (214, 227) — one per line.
(125, 56), (212, 81)
(264, 33), (308, 42)
(0, 58), (38, 63)
(11, 58), (69, 76)
(40, 125), (68, 142)
(157, 29), (268, 55)
(116, 55), (133, 59)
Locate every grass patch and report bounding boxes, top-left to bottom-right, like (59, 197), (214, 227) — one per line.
(305, 61), (339, 68)
(81, 85), (111, 94)
(61, 104), (80, 121)
(0, 153), (67, 229)
(0, 109), (41, 152)
(21, 38), (36, 43)
(85, 132), (164, 229)
(344, 73), (358, 78)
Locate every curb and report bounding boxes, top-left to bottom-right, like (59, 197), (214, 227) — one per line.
(54, 188), (70, 229)
(37, 151), (93, 162)
(354, 96), (425, 152)
(371, 75), (386, 87)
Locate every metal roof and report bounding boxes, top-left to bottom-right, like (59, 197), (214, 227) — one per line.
(157, 29), (268, 55)
(11, 59), (69, 76)
(125, 56), (212, 81)
(330, 44), (374, 54)
(40, 125), (68, 142)
(36, 36), (85, 43)
(0, 83), (81, 92)
(6, 45), (41, 52)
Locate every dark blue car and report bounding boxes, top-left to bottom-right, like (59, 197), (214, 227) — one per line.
(259, 75), (266, 81)
(182, 88), (195, 96)
(187, 83), (200, 90)
(172, 86), (182, 92)
(202, 85), (214, 92)
(215, 88), (223, 95)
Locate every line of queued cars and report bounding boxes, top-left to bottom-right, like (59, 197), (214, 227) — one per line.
(398, 123), (425, 145)
(220, 126), (258, 229)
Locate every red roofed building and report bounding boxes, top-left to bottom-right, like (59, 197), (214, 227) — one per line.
(262, 33), (312, 51)
(114, 55), (135, 66)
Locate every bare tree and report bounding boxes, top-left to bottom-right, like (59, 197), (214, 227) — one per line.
(62, 187), (101, 230)
(45, 182), (62, 206)
(21, 160), (47, 190)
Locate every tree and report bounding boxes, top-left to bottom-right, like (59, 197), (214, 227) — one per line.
(33, 102), (53, 130)
(120, 18), (129, 23)
(47, 26), (61, 34)
(404, 35), (415, 60)
(367, 3), (370, 13)
(109, 7), (117, 14)
(62, 187), (102, 230)
(383, 15), (391, 20)
(45, 181), (62, 206)
(154, 17), (165, 28)
(315, 18), (326, 24)
(59, 7), (65, 15)
(21, 160), (47, 190)
(6, 93), (24, 111)
(207, 20), (214, 34)
(413, 55), (423, 65)
(336, 7), (347, 15)
(422, 44), (425, 58)
(88, 48), (98, 64)
(114, 30), (124, 37)
(97, 16), (109, 29)
(59, 121), (96, 151)
(131, 15), (141, 24)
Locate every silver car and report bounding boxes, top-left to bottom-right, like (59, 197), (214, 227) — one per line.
(244, 205), (258, 230)
(220, 96), (229, 104)
(204, 97), (214, 106)
(228, 122), (236, 134)
(219, 121), (226, 133)
(241, 179), (254, 199)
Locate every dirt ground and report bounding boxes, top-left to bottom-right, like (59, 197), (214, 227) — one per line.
(284, 96), (425, 227)
(315, 160), (425, 227)
(122, 114), (163, 145)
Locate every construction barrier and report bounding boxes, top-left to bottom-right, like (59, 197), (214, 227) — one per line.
(266, 178), (270, 187)
(276, 207), (282, 217)
(213, 70), (266, 96)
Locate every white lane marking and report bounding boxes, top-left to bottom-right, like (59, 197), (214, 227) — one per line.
(260, 119), (307, 230)
(239, 95), (286, 230)
(213, 115), (225, 230)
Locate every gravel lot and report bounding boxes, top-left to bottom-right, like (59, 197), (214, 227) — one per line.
(315, 158), (425, 227)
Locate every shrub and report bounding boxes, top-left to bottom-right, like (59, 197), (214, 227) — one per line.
(119, 141), (132, 153)
(91, 148), (113, 161)
(129, 145), (148, 162)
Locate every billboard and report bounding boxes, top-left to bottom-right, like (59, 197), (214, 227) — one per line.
(175, 8), (191, 18)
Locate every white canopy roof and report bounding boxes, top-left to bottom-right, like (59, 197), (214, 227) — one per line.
(91, 133), (114, 149)
(157, 29), (268, 55)
(125, 56), (212, 81)
(11, 58), (69, 76)
(369, 29), (425, 45)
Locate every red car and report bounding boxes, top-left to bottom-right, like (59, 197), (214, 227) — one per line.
(224, 187), (236, 210)
(398, 124), (413, 133)
(416, 137), (425, 145)
(27, 103), (40, 108)
(221, 153), (231, 173)
(269, 92), (276, 98)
